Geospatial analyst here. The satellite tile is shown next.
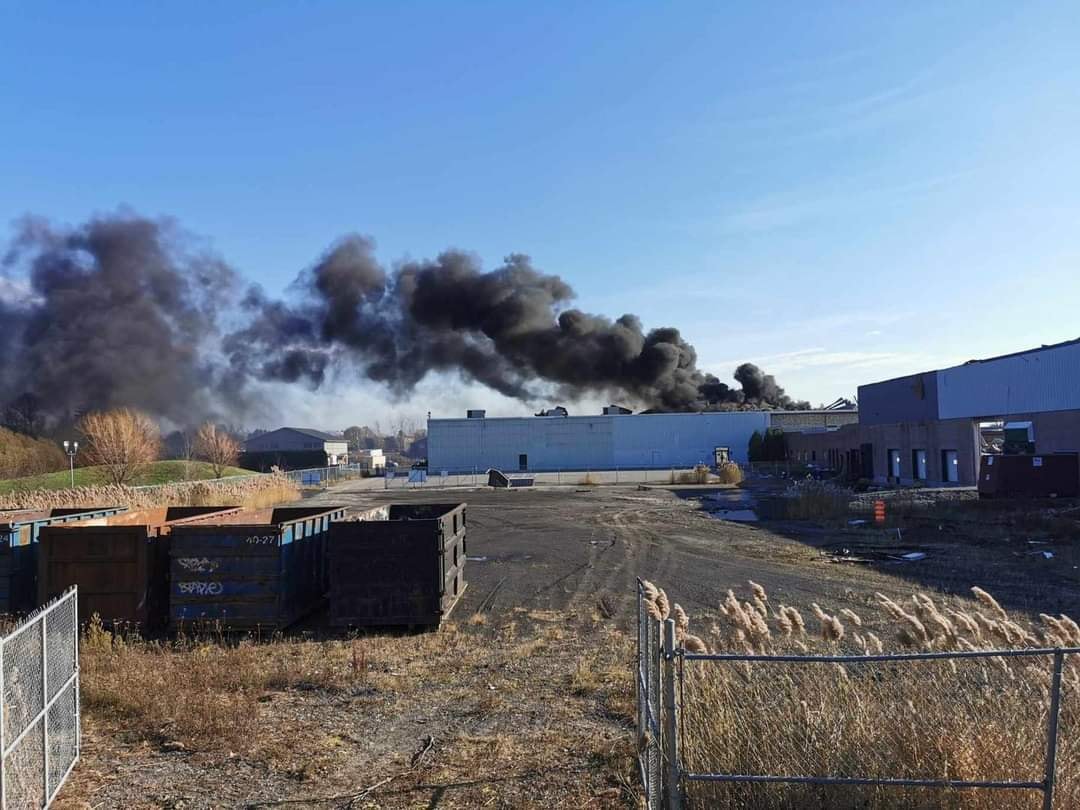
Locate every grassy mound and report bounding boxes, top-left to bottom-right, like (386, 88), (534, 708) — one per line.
(0, 460), (251, 494)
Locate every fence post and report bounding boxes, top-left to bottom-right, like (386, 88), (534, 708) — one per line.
(647, 604), (662, 810)
(1042, 650), (1065, 810)
(662, 619), (682, 810)
(1, 627), (5, 809)
(74, 588), (81, 767)
(636, 586), (645, 782)
(41, 608), (49, 800)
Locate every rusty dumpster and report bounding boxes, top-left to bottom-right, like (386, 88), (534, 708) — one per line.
(0, 506), (128, 614)
(37, 506), (242, 629)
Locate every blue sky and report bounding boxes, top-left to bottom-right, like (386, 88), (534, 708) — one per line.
(2, 1), (1079, 422)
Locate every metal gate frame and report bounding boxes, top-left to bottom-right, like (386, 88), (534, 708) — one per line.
(636, 584), (1078, 810)
(0, 587), (80, 809)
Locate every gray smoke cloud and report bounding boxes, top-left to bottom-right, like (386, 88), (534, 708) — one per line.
(0, 214), (809, 425)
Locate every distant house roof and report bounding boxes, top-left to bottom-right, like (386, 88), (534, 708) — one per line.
(244, 427), (346, 449)
(284, 427), (344, 442)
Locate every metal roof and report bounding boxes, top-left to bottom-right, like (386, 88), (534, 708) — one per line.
(959, 336), (1080, 367)
(253, 427), (345, 442)
(286, 427), (344, 441)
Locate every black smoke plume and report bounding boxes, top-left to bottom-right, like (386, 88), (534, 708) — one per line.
(230, 234), (811, 412)
(0, 214), (241, 425)
(0, 214), (809, 424)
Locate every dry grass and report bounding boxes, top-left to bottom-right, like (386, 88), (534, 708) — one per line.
(68, 610), (638, 808)
(641, 580), (1080, 809)
(79, 617), (350, 763)
(772, 478), (852, 520)
(0, 470), (298, 512)
(715, 462), (744, 485)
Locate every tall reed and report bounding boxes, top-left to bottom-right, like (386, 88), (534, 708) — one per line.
(639, 580), (1079, 809)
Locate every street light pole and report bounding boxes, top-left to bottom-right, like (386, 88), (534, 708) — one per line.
(62, 440), (79, 488)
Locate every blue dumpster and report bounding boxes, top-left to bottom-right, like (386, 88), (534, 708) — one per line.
(168, 505), (347, 630)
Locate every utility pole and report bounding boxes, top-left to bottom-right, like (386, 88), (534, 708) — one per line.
(62, 440), (79, 488)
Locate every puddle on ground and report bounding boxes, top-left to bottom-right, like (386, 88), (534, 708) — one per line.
(674, 489), (760, 522)
(709, 508), (759, 523)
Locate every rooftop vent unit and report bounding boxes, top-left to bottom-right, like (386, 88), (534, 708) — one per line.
(603, 405), (632, 415)
(536, 406), (569, 417)
(466, 409), (486, 419)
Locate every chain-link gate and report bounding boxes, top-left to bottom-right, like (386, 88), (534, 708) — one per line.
(1, 587), (80, 809)
(636, 581), (663, 810)
(636, 582), (1078, 810)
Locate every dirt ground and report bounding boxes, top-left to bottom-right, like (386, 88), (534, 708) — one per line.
(55, 479), (1080, 808)
(314, 480), (1076, 624)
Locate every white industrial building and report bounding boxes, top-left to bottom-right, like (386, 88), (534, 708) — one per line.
(427, 410), (773, 472)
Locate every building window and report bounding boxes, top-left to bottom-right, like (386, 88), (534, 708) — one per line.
(912, 449), (928, 480)
(888, 449), (902, 479)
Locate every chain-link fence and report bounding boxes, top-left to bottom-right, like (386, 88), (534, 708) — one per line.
(1, 587), (79, 809)
(636, 586), (1079, 810)
(280, 464), (367, 489)
(386, 467), (709, 490)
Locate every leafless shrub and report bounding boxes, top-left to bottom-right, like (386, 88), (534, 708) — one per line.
(776, 479), (852, 520)
(0, 426), (67, 479)
(714, 462), (744, 485)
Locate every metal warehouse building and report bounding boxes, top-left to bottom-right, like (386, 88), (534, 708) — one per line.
(427, 410), (773, 472)
(786, 338), (1080, 486)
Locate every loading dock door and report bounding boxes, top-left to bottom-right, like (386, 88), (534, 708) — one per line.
(913, 450), (928, 480)
(888, 449), (902, 480)
(860, 444), (873, 479)
(943, 450), (959, 483)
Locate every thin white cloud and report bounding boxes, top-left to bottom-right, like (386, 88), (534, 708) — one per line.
(715, 168), (974, 235)
(708, 347), (918, 375)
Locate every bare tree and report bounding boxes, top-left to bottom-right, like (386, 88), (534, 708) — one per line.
(394, 415), (417, 437)
(179, 428), (196, 478)
(77, 408), (162, 485)
(194, 422), (241, 478)
(343, 425), (364, 452)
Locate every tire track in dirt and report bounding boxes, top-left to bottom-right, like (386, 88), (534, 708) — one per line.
(573, 498), (687, 621)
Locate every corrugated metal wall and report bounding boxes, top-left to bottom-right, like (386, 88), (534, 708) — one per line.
(427, 417), (614, 471)
(611, 412), (768, 467)
(427, 412), (769, 471)
(937, 341), (1080, 419)
(857, 373), (939, 426)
